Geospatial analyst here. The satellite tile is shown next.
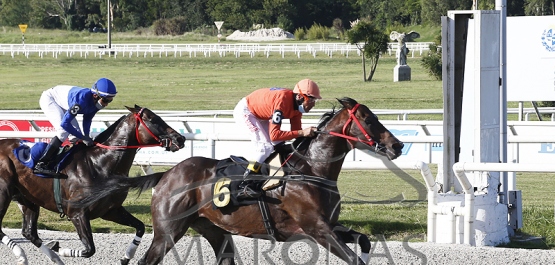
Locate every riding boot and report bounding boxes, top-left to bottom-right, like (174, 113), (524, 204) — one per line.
(236, 162), (263, 199)
(33, 136), (62, 176)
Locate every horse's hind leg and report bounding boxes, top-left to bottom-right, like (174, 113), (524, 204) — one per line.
(0, 190), (28, 264)
(191, 218), (235, 265)
(333, 224), (371, 264)
(15, 195), (64, 264)
(138, 216), (193, 265)
(100, 206), (145, 265)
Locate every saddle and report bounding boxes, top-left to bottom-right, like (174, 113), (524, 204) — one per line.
(13, 140), (84, 178)
(210, 141), (311, 237)
(211, 141), (303, 208)
(212, 156), (269, 208)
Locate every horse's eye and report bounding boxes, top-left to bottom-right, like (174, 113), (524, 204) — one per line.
(150, 116), (162, 123)
(365, 117), (373, 124)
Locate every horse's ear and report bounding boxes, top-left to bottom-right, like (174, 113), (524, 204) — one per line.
(336, 97), (357, 109)
(125, 105), (139, 114)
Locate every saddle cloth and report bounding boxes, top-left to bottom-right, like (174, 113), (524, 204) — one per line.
(13, 140), (79, 178)
(212, 155), (279, 208)
(13, 141), (47, 169)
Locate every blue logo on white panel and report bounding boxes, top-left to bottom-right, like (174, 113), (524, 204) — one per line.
(390, 129), (417, 155)
(538, 143), (555, 153)
(541, 28), (555, 52)
(430, 141), (443, 151)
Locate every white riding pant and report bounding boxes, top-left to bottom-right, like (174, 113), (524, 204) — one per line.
(39, 89), (80, 142)
(233, 98), (281, 164)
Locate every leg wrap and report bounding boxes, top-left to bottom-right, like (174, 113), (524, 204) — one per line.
(2, 235), (28, 265)
(59, 248), (83, 257)
(39, 244), (64, 265)
(361, 252), (369, 264)
(124, 236), (142, 259)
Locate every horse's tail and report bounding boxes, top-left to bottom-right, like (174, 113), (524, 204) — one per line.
(71, 172), (165, 208)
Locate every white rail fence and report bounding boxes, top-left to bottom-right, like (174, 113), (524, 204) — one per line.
(0, 42), (435, 59)
(0, 109), (555, 172)
(0, 107), (553, 121)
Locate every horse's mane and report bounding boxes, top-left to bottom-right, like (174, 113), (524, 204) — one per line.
(291, 97), (357, 150)
(93, 115), (127, 142)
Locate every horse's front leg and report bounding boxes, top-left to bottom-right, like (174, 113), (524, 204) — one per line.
(301, 219), (365, 265)
(1, 194), (29, 265)
(16, 197), (64, 264)
(100, 206), (145, 265)
(46, 211), (96, 259)
(333, 224), (371, 264)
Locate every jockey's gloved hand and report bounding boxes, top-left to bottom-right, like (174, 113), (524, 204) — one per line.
(82, 136), (95, 147)
(68, 137), (79, 145)
(299, 127), (316, 137)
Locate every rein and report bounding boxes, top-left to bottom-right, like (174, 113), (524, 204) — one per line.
(95, 108), (167, 150)
(324, 103), (376, 149)
(277, 104), (375, 176)
(280, 174), (337, 187)
(271, 103), (376, 186)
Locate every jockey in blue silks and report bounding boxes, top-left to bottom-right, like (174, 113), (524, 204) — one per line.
(33, 78), (117, 175)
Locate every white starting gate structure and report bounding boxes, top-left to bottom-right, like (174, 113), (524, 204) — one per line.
(434, 5), (555, 246)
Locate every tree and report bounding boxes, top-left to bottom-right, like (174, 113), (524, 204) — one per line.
(420, 0), (472, 26)
(356, 0), (406, 29)
(525, 0), (555, 15)
(29, 0), (76, 29)
(0, 0), (31, 26)
(260, 0), (294, 31)
(206, 0), (251, 30)
(109, 0), (150, 31)
(346, 19), (389, 81)
(403, 0), (422, 25)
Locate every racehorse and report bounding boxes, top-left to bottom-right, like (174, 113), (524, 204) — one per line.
(0, 105), (185, 265)
(77, 97), (404, 265)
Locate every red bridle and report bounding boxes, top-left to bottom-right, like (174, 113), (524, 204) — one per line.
(327, 103), (376, 148)
(95, 108), (167, 150)
(279, 103), (377, 170)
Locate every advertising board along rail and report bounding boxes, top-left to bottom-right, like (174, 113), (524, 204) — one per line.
(1, 109), (555, 173)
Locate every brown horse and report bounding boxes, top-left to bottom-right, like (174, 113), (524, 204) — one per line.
(0, 105), (185, 265)
(77, 97), (404, 265)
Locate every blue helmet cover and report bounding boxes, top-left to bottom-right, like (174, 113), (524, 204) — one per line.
(92, 78), (117, 97)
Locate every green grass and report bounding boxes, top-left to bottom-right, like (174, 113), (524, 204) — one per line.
(0, 27), (218, 44)
(0, 28), (553, 248)
(0, 53), (443, 112)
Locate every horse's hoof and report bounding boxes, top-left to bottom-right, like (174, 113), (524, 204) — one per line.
(45, 240), (60, 252)
(120, 258), (130, 265)
(16, 257), (28, 265)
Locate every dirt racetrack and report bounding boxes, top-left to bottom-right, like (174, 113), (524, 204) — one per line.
(1, 228), (555, 264)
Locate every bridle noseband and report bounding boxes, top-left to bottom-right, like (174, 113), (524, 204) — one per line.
(95, 108), (173, 150)
(326, 103), (376, 149)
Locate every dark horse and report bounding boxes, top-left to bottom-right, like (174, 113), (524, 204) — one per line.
(0, 105), (185, 265)
(78, 97), (404, 264)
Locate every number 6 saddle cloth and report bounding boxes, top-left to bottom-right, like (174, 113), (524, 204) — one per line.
(211, 155), (279, 209)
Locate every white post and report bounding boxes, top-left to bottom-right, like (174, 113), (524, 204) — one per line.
(107, 0), (112, 49)
(496, 0), (508, 204)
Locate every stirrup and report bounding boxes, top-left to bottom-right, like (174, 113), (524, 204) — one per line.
(33, 163), (60, 176)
